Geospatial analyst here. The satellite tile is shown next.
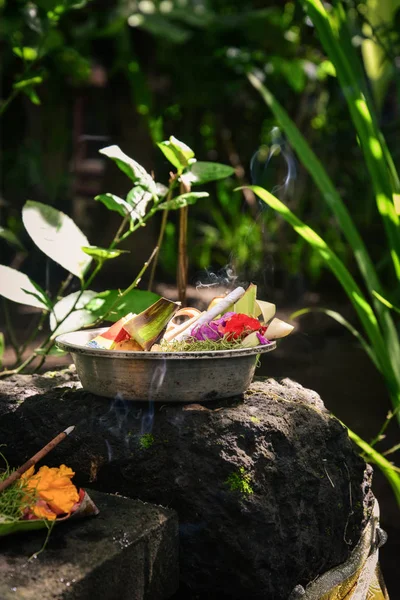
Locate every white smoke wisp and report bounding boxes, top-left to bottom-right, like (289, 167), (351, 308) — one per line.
(250, 127), (297, 199)
(195, 264), (242, 290)
(99, 392), (143, 462)
(141, 360), (167, 435)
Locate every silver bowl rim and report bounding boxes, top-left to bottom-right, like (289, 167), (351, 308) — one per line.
(55, 328), (277, 361)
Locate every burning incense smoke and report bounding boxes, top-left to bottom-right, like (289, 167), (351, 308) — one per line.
(141, 360), (167, 435)
(250, 127), (297, 198)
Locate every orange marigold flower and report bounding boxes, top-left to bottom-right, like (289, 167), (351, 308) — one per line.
(22, 464), (79, 521)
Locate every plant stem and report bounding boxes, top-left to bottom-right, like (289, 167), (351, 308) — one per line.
(90, 246), (159, 326)
(0, 89), (20, 118)
(369, 404), (400, 448)
(148, 187), (174, 291)
(177, 181), (189, 306)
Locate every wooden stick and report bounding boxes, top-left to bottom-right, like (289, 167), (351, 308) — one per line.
(0, 426), (75, 493)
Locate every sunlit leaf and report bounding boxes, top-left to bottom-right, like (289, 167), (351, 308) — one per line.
(21, 279), (53, 310)
(22, 87), (41, 105)
(157, 192), (209, 210)
(86, 289), (160, 322)
(372, 291), (400, 314)
(50, 290), (97, 336)
(155, 182), (168, 197)
(0, 227), (25, 251)
(94, 193), (133, 218)
(12, 47), (38, 61)
(126, 185), (153, 220)
(157, 136), (195, 171)
(186, 162), (235, 185)
(82, 246), (129, 262)
(0, 265), (49, 310)
(13, 76), (43, 90)
(99, 145), (156, 194)
(22, 200), (92, 278)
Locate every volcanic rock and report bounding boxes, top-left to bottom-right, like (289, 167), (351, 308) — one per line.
(0, 369), (371, 599)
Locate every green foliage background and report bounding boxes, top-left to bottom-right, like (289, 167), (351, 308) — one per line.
(4, 0), (400, 291)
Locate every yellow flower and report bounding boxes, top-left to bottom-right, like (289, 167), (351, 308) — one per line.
(22, 464), (79, 521)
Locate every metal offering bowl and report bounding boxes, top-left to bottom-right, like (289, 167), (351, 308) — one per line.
(56, 328), (276, 403)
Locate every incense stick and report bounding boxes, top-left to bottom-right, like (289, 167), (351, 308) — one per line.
(0, 426), (75, 494)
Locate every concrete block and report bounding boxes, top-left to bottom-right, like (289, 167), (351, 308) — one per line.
(0, 490), (179, 600)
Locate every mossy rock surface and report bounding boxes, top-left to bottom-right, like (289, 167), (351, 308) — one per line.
(0, 369), (372, 599)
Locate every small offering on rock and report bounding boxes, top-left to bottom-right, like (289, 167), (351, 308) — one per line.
(87, 284), (293, 352)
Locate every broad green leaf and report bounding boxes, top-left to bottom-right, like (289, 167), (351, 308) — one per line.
(22, 200), (92, 278)
(99, 145), (156, 194)
(86, 289), (160, 322)
(186, 161), (235, 185)
(158, 192), (209, 210)
(13, 76), (43, 90)
(81, 246), (128, 262)
(21, 278), (53, 310)
(50, 290), (97, 336)
(0, 265), (49, 310)
(12, 47), (38, 61)
(0, 227), (25, 251)
(157, 136), (195, 171)
(0, 332), (4, 367)
(126, 185), (153, 221)
(95, 193), (133, 218)
(155, 182), (168, 197)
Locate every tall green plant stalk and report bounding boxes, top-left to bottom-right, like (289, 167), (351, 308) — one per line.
(299, 0), (400, 277)
(247, 74), (400, 419)
(245, 185), (400, 507)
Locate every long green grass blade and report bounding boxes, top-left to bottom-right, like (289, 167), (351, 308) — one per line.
(330, 1), (400, 193)
(247, 73), (400, 388)
(299, 0), (400, 280)
(247, 185), (400, 419)
(291, 307), (379, 370)
(344, 425), (400, 508)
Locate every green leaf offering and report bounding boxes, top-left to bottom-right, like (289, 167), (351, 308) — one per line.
(157, 192), (209, 210)
(50, 290), (97, 336)
(123, 297), (180, 350)
(0, 265), (50, 310)
(186, 161), (235, 185)
(86, 289), (160, 322)
(157, 136), (195, 171)
(22, 200), (92, 279)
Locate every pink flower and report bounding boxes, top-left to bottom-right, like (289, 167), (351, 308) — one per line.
(191, 312), (236, 341)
